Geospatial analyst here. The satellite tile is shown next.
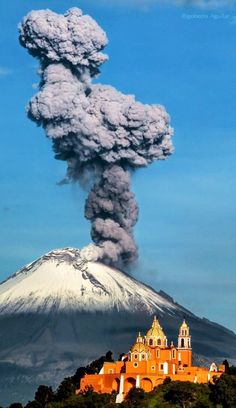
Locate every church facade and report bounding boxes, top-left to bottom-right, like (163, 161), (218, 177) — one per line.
(79, 317), (224, 403)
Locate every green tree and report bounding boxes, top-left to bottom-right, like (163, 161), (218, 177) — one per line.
(56, 377), (76, 401)
(35, 385), (54, 405)
(77, 387), (115, 408)
(227, 365), (236, 375)
(125, 387), (146, 407)
(8, 404), (23, 408)
(222, 360), (230, 373)
(163, 377), (172, 385)
(72, 366), (87, 388)
(163, 381), (199, 408)
(210, 373), (236, 408)
(25, 402), (42, 408)
(86, 351), (114, 375)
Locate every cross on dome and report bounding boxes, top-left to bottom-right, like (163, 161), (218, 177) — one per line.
(180, 319), (189, 329)
(146, 315), (166, 340)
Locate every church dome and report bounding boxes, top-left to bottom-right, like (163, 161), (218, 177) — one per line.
(146, 316), (166, 339)
(180, 319), (188, 329)
(130, 332), (148, 353)
(131, 342), (149, 353)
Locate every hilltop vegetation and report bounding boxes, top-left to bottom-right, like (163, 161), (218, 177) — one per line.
(6, 355), (236, 408)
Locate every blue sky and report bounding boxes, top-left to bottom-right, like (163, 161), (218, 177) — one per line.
(1, 0), (236, 331)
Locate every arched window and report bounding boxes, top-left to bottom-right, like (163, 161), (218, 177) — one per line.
(181, 339), (185, 348)
(157, 338), (161, 346)
(149, 339), (153, 346)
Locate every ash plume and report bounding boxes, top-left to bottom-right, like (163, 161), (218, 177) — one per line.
(19, 7), (174, 267)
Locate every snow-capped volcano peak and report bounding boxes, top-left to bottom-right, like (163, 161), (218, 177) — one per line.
(0, 248), (175, 314)
(1, 248), (236, 406)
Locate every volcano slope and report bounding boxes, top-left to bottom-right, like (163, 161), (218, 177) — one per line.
(0, 248), (235, 405)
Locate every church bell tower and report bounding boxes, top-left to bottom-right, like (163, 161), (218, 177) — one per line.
(177, 319), (192, 367)
(178, 319), (191, 349)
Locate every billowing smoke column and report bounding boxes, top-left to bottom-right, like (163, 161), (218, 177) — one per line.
(19, 8), (174, 267)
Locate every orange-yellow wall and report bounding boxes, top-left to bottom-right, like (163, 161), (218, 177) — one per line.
(78, 333), (224, 397)
(79, 369), (223, 396)
(79, 352), (224, 397)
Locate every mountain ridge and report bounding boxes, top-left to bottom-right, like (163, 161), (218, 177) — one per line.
(0, 247), (177, 315)
(0, 247), (235, 405)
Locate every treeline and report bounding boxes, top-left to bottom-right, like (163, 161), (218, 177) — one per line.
(6, 357), (236, 408)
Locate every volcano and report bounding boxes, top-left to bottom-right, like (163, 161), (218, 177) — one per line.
(0, 248), (235, 405)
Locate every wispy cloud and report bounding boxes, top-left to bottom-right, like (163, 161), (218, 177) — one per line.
(0, 67), (12, 77)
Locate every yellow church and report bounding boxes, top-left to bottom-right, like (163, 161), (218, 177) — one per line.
(79, 316), (224, 403)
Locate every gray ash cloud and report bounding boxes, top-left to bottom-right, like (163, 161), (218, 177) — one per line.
(19, 7), (174, 267)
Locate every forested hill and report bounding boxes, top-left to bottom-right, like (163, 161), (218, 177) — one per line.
(5, 355), (236, 408)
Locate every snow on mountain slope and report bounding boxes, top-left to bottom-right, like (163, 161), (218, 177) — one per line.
(1, 247), (236, 406)
(0, 248), (175, 314)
